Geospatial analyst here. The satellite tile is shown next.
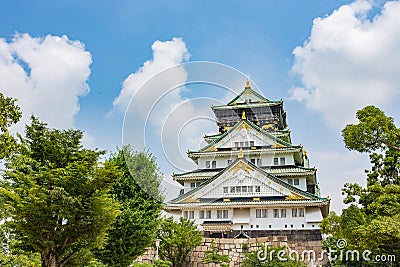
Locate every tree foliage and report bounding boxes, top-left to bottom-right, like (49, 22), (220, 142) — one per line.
(0, 92), (21, 159)
(95, 146), (164, 266)
(157, 217), (202, 267)
(0, 117), (121, 267)
(201, 239), (230, 267)
(342, 105), (400, 153)
(321, 105), (400, 266)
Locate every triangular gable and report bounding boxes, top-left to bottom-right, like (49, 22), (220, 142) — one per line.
(171, 158), (318, 204)
(227, 86), (268, 105)
(192, 119), (296, 153)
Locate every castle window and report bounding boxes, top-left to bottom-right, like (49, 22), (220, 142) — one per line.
(183, 211), (194, 219)
(206, 210), (212, 219)
(292, 208), (297, 217)
(255, 186), (261, 192)
(256, 209), (268, 218)
(294, 179), (299, 185)
(273, 209), (279, 218)
(299, 208), (305, 217)
(288, 179), (293, 185)
(190, 182), (202, 189)
(217, 210), (228, 219)
(228, 159), (232, 164)
(274, 209), (286, 218)
(281, 209), (286, 218)
(235, 142), (239, 148)
(245, 141), (249, 147)
(223, 187), (228, 194)
(250, 141), (255, 147)
(273, 157), (279, 165)
(250, 158), (256, 164)
(280, 157), (285, 165)
(206, 161), (210, 168)
(292, 208), (304, 217)
(200, 210), (212, 219)
(199, 210), (204, 219)
(212, 161), (216, 168)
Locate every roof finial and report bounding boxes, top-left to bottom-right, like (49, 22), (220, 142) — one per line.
(245, 79), (250, 88)
(241, 111), (246, 120)
(238, 148), (244, 158)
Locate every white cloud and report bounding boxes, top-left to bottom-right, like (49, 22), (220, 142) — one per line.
(113, 37), (190, 113)
(115, 38), (203, 196)
(0, 33), (92, 130)
(291, 0), (400, 129)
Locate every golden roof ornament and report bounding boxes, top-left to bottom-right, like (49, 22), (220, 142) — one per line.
(242, 111), (246, 120)
(238, 148), (244, 158)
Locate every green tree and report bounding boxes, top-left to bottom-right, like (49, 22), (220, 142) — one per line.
(242, 244), (306, 267)
(342, 105), (400, 153)
(95, 146), (164, 266)
(157, 217), (202, 267)
(201, 239), (230, 267)
(321, 105), (400, 266)
(0, 92), (21, 159)
(0, 117), (121, 267)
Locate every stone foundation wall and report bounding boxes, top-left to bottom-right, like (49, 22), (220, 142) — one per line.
(136, 230), (329, 267)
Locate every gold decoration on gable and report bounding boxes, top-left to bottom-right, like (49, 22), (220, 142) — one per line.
(238, 122), (251, 131)
(230, 161), (254, 174)
(205, 145), (218, 152)
(243, 89), (252, 95)
(262, 124), (274, 130)
(272, 143), (285, 148)
(285, 193), (305, 200)
(181, 195), (200, 203)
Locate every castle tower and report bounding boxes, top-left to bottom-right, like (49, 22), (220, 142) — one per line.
(164, 80), (330, 238)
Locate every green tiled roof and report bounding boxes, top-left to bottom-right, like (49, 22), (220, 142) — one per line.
(265, 166), (315, 175)
(221, 86), (280, 106)
(173, 170), (221, 180)
(169, 158), (320, 204)
(188, 147), (302, 158)
(173, 166), (315, 181)
(190, 119), (298, 154)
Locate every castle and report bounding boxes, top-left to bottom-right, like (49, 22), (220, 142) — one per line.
(164, 80), (330, 239)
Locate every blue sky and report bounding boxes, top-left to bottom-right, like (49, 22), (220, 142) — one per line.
(1, 0), (400, 212)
